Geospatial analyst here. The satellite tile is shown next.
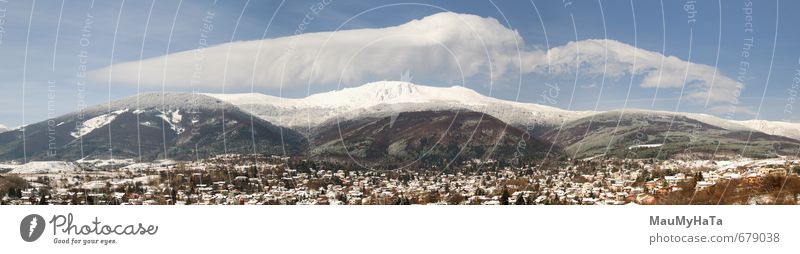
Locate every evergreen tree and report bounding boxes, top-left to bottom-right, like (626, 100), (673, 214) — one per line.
(38, 192), (48, 205)
(514, 193), (525, 205)
(170, 188), (178, 205)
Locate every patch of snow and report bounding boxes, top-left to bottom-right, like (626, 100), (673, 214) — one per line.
(627, 144), (663, 150)
(82, 180), (107, 189)
(734, 120), (800, 140)
(205, 81), (592, 129)
(580, 154), (605, 161)
(71, 109), (129, 138)
(198, 81), (800, 142)
(13, 124), (28, 131)
(711, 158), (786, 171)
(156, 110), (185, 135)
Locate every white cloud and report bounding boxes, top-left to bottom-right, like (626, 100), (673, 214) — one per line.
(532, 39), (743, 104)
(90, 12), (526, 90)
(90, 12), (742, 105)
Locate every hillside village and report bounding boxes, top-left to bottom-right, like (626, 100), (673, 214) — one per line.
(2, 154), (800, 205)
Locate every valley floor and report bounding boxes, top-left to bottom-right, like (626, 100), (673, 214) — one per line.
(2, 155), (800, 205)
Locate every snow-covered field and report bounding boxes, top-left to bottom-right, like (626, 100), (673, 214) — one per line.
(156, 109), (185, 135)
(657, 157), (794, 172)
(627, 144), (663, 150)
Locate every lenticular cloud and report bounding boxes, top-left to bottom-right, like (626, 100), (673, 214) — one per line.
(89, 12), (741, 105)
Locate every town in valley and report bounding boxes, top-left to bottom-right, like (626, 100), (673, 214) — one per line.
(2, 154), (799, 205)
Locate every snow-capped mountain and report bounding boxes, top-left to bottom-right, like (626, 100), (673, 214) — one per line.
(207, 81), (799, 142)
(0, 124), (9, 134)
(310, 110), (556, 167)
(0, 93), (305, 162)
(2, 81), (798, 163)
(205, 81), (593, 131)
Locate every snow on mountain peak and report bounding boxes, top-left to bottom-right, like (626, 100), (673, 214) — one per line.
(202, 81), (799, 142)
(70, 109), (129, 139)
(75, 92), (227, 118)
(205, 81), (585, 129)
(156, 109), (186, 135)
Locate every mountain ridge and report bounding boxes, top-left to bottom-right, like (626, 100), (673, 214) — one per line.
(0, 93), (306, 162)
(309, 110), (557, 168)
(1, 81), (797, 164)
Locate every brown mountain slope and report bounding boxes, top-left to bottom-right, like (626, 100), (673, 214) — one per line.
(310, 110), (558, 168)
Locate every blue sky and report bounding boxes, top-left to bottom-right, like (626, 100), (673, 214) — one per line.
(0, 0), (798, 128)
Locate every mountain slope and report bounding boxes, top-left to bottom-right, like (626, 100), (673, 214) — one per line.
(546, 110), (800, 159)
(310, 110), (557, 168)
(207, 81), (799, 143)
(0, 93), (306, 161)
(205, 81), (591, 134)
(2, 81), (798, 163)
